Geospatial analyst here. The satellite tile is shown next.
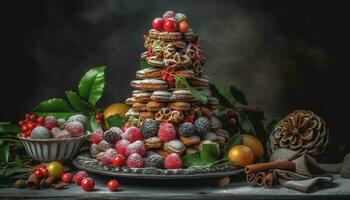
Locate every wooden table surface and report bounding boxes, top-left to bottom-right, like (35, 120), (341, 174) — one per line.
(1, 174), (350, 199)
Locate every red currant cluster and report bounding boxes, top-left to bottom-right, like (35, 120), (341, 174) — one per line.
(18, 113), (44, 138)
(226, 109), (237, 124)
(95, 113), (104, 125)
(33, 165), (49, 179)
(184, 113), (195, 123)
(161, 66), (175, 87)
(151, 10), (190, 33)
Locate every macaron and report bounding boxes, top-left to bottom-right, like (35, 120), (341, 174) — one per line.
(136, 68), (162, 79)
(131, 79), (168, 91)
(188, 76), (210, 89)
(125, 97), (136, 105)
(144, 136), (163, 149)
(179, 135), (201, 146)
(210, 117), (222, 130)
(172, 90), (194, 101)
(215, 129), (230, 141)
(168, 102), (191, 111)
(204, 132), (218, 142)
(147, 101), (166, 112)
(174, 69), (195, 79)
(125, 108), (140, 118)
(163, 139), (186, 155)
(139, 112), (155, 121)
(207, 97), (219, 109)
(151, 91), (173, 102)
(133, 92), (152, 103)
(132, 102), (147, 112)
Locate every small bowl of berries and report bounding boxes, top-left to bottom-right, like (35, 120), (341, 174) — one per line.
(18, 113), (87, 162)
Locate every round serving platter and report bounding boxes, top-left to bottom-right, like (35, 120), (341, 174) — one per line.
(73, 154), (244, 180)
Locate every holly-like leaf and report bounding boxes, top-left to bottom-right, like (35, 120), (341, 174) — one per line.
(223, 131), (242, 159)
(140, 60), (152, 70)
(78, 66), (106, 105)
(33, 98), (75, 114)
(0, 143), (9, 164)
(209, 84), (232, 108)
(229, 81), (248, 105)
(237, 111), (256, 136)
(88, 115), (102, 133)
(200, 143), (220, 162)
(105, 115), (125, 129)
(182, 153), (212, 167)
(65, 90), (97, 112)
(0, 123), (20, 133)
(175, 77), (207, 104)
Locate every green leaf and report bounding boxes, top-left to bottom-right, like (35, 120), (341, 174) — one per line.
(175, 76), (188, 88)
(223, 132), (242, 159)
(216, 84), (238, 106)
(140, 60), (152, 70)
(78, 66), (106, 105)
(33, 98), (75, 112)
(65, 91), (97, 112)
(175, 77), (207, 104)
(229, 81), (248, 105)
(0, 143), (9, 164)
(200, 143), (220, 162)
(0, 123), (20, 133)
(14, 156), (23, 167)
(105, 115), (125, 129)
(1, 167), (28, 178)
(182, 153), (212, 167)
(88, 115), (102, 133)
(209, 84), (232, 108)
(237, 111), (256, 135)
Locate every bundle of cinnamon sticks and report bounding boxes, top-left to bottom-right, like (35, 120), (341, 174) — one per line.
(244, 161), (296, 187)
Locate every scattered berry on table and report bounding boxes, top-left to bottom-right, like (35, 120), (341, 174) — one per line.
(125, 140), (146, 157)
(140, 119), (159, 138)
(106, 179), (119, 192)
(73, 171), (88, 185)
(178, 122), (195, 137)
(158, 122), (176, 142)
(194, 117), (210, 136)
(126, 153), (144, 168)
(81, 177), (95, 191)
(164, 153), (182, 169)
(61, 172), (72, 183)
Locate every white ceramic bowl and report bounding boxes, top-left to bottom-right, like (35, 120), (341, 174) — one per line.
(19, 135), (85, 162)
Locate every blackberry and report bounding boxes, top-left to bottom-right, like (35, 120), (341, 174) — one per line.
(140, 119), (159, 138)
(194, 117), (210, 136)
(178, 122), (195, 137)
(103, 130), (120, 144)
(144, 155), (164, 168)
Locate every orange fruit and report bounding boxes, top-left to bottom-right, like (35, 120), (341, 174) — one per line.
(103, 103), (129, 119)
(242, 134), (264, 160)
(228, 145), (254, 167)
(178, 20), (189, 33)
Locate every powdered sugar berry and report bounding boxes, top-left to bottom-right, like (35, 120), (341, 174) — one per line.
(115, 139), (130, 156)
(126, 153), (144, 168)
(125, 140), (146, 157)
(158, 122), (176, 142)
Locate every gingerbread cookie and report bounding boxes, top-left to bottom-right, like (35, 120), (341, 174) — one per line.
(144, 136), (163, 149)
(151, 91), (173, 102)
(168, 102), (191, 111)
(136, 68), (162, 79)
(131, 79), (168, 91)
(133, 92), (152, 103)
(159, 31), (182, 41)
(174, 69), (195, 79)
(132, 102), (147, 112)
(172, 90), (194, 101)
(146, 101), (166, 112)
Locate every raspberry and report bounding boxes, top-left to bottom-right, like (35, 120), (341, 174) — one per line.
(158, 122), (176, 142)
(164, 153), (182, 169)
(101, 148), (118, 165)
(73, 171), (88, 185)
(121, 126), (143, 143)
(125, 140), (146, 157)
(140, 119), (159, 138)
(30, 126), (51, 139)
(103, 130), (120, 144)
(194, 117), (210, 136)
(144, 155), (164, 168)
(67, 114), (87, 128)
(126, 153), (144, 168)
(115, 139), (130, 156)
(178, 122), (195, 137)
(65, 121), (85, 137)
(53, 130), (71, 139)
(44, 116), (57, 130)
(90, 131), (103, 144)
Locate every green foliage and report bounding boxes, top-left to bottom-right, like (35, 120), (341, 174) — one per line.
(140, 60), (152, 70)
(105, 115), (125, 129)
(78, 66), (106, 105)
(65, 91), (97, 112)
(200, 143), (220, 162)
(182, 153), (212, 167)
(175, 76), (207, 104)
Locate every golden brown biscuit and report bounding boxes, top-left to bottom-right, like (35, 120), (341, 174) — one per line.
(172, 90), (194, 101)
(157, 149), (171, 158)
(159, 31), (182, 41)
(136, 68), (162, 79)
(146, 101), (166, 112)
(125, 97), (136, 105)
(144, 137), (163, 149)
(132, 102), (147, 112)
(168, 102), (191, 111)
(174, 69), (195, 79)
(134, 92), (152, 103)
(179, 135), (201, 146)
(139, 112), (155, 121)
(131, 79), (168, 91)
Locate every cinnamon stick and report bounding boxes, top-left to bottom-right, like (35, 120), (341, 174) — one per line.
(254, 172), (266, 186)
(245, 161), (296, 174)
(246, 173), (256, 183)
(264, 172), (274, 187)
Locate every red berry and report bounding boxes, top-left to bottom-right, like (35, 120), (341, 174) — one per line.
(61, 172), (72, 183)
(121, 125), (129, 133)
(162, 10), (175, 20)
(18, 121), (24, 126)
(95, 114), (100, 119)
(152, 17), (164, 31)
(30, 114), (37, 122)
(40, 167), (49, 177)
(96, 119), (102, 124)
(125, 141), (146, 157)
(21, 125), (29, 133)
(158, 122), (176, 142)
(115, 139), (130, 156)
(229, 118), (237, 124)
(98, 113), (104, 119)
(44, 116), (57, 130)
(226, 109), (235, 117)
(126, 153), (144, 168)
(163, 18), (177, 32)
(81, 177), (95, 191)
(25, 113), (31, 120)
(164, 153), (182, 169)
(112, 154), (126, 167)
(37, 116), (44, 123)
(106, 179), (119, 192)
(90, 132), (103, 144)
(27, 122), (37, 130)
(34, 169), (43, 178)
(121, 127), (143, 143)
(73, 171), (89, 185)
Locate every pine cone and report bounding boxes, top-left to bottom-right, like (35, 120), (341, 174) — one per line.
(268, 110), (329, 160)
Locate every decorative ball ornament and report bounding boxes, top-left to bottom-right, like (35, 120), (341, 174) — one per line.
(163, 18), (177, 32)
(268, 110), (329, 160)
(152, 18), (164, 31)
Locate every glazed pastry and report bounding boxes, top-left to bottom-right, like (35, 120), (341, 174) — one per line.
(125, 108), (140, 118)
(139, 112), (155, 121)
(151, 91), (173, 102)
(157, 149), (171, 158)
(179, 135), (201, 146)
(159, 31), (182, 41)
(131, 79), (168, 91)
(189, 77), (210, 89)
(163, 139), (186, 155)
(174, 69), (195, 79)
(146, 101), (166, 112)
(132, 90), (143, 96)
(144, 136), (163, 149)
(132, 102), (147, 112)
(168, 102), (191, 111)
(215, 129), (230, 141)
(133, 92), (152, 103)
(172, 90), (194, 101)
(125, 97), (136, 105)
(136, 68), (162, 79)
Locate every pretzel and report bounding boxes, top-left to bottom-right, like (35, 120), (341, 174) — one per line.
(182, 44), (196, 60)
(168, 110), (184, 123)
(191, 60), (203, 76)
(155, 107), (172, 122)
(163, 44), (176, 59)
(147, 56), (164, 67)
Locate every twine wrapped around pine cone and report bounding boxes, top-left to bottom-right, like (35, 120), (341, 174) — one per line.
(268, 110), (329, 160)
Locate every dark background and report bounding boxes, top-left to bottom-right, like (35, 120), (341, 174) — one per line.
(0, 1), (347, 146)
